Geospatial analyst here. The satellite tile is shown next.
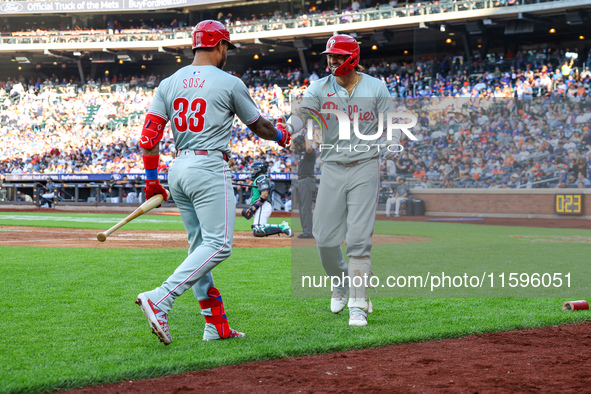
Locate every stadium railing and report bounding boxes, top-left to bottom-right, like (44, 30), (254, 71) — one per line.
(0, 0), (579, 47)
(0, 28), (192, 45)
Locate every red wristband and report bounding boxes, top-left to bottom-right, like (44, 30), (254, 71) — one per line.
(142, 154), (160, 170)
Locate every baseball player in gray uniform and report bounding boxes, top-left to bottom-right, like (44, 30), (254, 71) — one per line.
(286, 35), (400, 326)
(135, 20), (291, 345)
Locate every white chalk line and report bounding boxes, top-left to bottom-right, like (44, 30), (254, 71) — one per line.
(0, 214), (181, 224)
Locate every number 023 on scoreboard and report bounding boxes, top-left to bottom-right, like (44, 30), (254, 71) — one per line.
(554, 194), (584, 215)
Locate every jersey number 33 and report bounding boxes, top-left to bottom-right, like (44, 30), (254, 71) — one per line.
(173, 97), (208, 133)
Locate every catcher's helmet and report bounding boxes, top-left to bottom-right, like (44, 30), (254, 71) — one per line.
(250, 161), (268, 180)
(192, 20), (236, 51)
(321, 34), (360, 77)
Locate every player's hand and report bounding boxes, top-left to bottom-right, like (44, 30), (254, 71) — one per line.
(381, 141), (402, 161)
(275, 118), (292, 148)
(242, 207), (254, 220)
(383, 150), (400, 162)
(144, 179), (168, 207)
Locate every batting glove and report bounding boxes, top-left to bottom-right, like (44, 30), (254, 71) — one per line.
(144, 179), (168, 205)
(274, 118), (292, 148)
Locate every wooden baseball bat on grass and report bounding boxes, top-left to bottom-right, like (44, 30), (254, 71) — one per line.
(96, 190), (169, 242)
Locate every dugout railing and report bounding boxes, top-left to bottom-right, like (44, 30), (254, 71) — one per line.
(0, 183), (141, 205)
(0, 180), (293, 209)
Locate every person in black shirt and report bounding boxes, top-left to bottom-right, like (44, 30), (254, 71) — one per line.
(396, 153), (412, 175)
(117, 175), (138, 203)
(294, 135), (316, 239)
(108, 176), (118, 202)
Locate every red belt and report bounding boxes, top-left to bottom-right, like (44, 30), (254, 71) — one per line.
(177, 150), (229, 162)
(335, 157), (378, 168)
(336, 161), (359, 167)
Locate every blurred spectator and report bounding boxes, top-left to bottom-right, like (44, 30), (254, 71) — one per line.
(1, 37), (590, 193)
(554, 179), (567, 189)
(38, 177), (57, 208)
(16, 191), (33, 202)
(385, 177), (409, 217)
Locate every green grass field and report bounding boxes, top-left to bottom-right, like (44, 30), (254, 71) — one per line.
(1, 212), (590, 393)
(293, 220), (591, 298)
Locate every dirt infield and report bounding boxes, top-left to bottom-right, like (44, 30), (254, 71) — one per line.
(66, 322), (591, 393)
(0, 226), (430, 249)
(0, 226), (289, 249)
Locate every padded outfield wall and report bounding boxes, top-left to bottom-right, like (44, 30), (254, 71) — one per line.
(409, 188), (591, 220)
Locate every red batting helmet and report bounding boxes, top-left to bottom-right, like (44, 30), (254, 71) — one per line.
(192, 20), (236, 51)
(321, 34), (360, 76)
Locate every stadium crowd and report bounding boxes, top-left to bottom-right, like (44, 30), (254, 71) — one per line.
(1, 46), (591, 191)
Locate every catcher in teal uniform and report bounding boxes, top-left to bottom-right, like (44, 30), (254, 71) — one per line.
(242, 161), (292, 237)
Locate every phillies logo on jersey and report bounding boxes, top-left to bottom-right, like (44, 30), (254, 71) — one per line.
(320, 102), (376, 123)
(349, 106), (376, 122)
(301, 105), (418, 142)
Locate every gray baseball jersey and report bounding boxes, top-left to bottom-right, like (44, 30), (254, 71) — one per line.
(142, 65), (261, 314)
(302, 73), (389, 298)
(303, 73), (397, 163)
(148, 65), (260, 154)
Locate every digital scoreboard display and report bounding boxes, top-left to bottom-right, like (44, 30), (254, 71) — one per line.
(555, 194), (584, 215)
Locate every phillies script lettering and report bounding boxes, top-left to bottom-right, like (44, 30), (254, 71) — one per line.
(322, 102), (375, 122)
(308, 105), (418, 142)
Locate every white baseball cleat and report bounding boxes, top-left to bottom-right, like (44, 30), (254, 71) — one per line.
(280, 221), (293, 237)
(203, 323), (246, 341)
(330, 290), (348, 314)
(349, 308), (368, 326)
(136, 293), (172, 345)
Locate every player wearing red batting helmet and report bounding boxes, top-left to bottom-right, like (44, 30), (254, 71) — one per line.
(280, 33), (402, 327)
(135, 19), (290, 346)
(191, 20), (236, 51)
(321, 34), (360, 77)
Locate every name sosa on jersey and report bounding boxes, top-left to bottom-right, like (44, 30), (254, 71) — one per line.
(182, 77), (206, 89)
